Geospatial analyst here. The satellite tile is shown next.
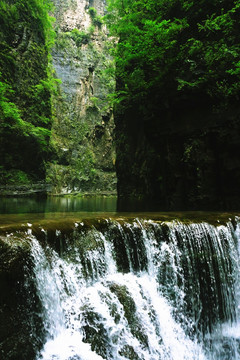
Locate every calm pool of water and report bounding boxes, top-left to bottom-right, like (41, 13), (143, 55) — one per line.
(0, 195), (117, 214)
(0, 195), (239, 233)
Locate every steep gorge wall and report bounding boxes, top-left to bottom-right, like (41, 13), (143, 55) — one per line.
(112, 1), (240, 211)
(47, 0), (116, 194)
(115, 98), (240, 211)
(0, 0), (54, 192)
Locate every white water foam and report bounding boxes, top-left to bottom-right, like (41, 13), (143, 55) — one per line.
(29, 219), (240, 360)
(40, 330), (104, 360)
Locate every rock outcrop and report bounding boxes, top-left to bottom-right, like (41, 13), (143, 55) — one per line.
(47, 0), (116, 194)
(0, 234), (44, 360)
(115, 99), (240, 211)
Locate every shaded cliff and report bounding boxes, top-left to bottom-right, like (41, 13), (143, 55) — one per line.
(115, 96), (240, 211)
(0, 0), (55, 188)
(109, 0), (240, 211)
(47, 0), (116, 194)
(0, 0), (116, 196)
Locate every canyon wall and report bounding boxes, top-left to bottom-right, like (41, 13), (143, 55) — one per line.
(0, 0), (54, 191)
(112, 1), (240, 211)
(47, 0), (116, 194)
(115, 99), (240, 211)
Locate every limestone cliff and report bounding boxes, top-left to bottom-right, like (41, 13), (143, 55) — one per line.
(47, 0), (116, 194)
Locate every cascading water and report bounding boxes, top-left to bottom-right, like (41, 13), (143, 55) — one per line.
(23, 217), (240, 359)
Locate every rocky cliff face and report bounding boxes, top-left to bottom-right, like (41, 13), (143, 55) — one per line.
(0, 0), (54, 189)
(47, 0), (116, 194)
(115, 99), (240, 211)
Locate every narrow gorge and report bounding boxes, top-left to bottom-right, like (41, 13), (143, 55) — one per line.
(1, 1), (240, 359)
(0, 0), (116, 196)
(47, 0), (116, 195)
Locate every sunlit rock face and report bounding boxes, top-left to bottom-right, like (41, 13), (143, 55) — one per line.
(48, 0), (116, 195)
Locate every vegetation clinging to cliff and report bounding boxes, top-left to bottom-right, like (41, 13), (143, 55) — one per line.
(106, 0), (240, 210)
(106, 0), (240, 112)
(0, 0), (56, 183)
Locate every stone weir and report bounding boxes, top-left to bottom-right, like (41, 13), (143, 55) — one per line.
(1, 214), (240, 360)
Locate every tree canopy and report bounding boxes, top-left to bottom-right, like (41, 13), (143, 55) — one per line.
(106, 0), (240, 210)
(106, 0), (240, 114)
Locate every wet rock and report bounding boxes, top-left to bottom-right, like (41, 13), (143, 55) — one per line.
(0, 235), (45, 360)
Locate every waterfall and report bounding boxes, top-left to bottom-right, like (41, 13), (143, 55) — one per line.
(26, 217), (240, 360)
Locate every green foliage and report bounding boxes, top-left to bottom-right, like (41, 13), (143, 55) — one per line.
(88, 7), (103, 28)
(46, 148), (97, 192)
(89, 7), (98, 18)
(106, 0), (240, 110)
(0, 0), (56, 181)
(0, 77), (51, 153)
(0, 168), (32, 185)
(89, 96), (100, 109)
(72, 148), (96, 183)
(0, 80), (23, 129)
(56, 27), (94, 49)
(70, 28), (91, 46)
